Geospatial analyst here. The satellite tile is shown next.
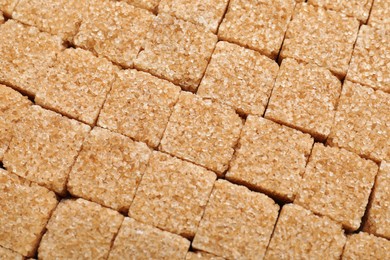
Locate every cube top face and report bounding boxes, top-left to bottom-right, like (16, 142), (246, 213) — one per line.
(38, 199), (124, 260)
(342, 232), (390, 260)
(218, 0), (296, 59)
(134, 13), (218, 92)
(281, 3), (359, 78)
(197, 41), (279, 116)
(328, 81), (390, 163)
(226, 116), (313, 201)
(192, 180), (279, 259)
(129, 151), (216, 238)
(3, 105), (90, 194)
(295, 143), (378, 231)
(368, 0), (390, 31)
(265, 58), (342, 141)
(108, 217), (190, 260)
(0, 169), (58, 257)
(160, 92), (243, 175)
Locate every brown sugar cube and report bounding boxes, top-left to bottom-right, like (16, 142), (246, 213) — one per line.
(108, 217), (190, 260)
(74, 1), (154, 68)
(342, 232), (390, 260)
(0, 169), (58, 257)
(265, 58), (342, 141)
(280, 3), (359, 78)
(35, 48), (118, 125)
(67, 127), (152, 213)
(218, 0), (295, 59)
(0, 85), (31, 161)
(134, 14), (217, 92)
(38, 198), (123, 259)
(124, 0), (160, 12)
(0, 246), (23, 260)
(327, 81), (390, 163)
(0, 11), (3, 23)
(160, 92), (242, 175)
(0, 0), (17, 16)
(265, 204), (346, 260)
(226, 116), (313, 201)
(368, 0), (390, 31)
(346, 26), (390, 93)
(3, 105), (90, 194)
(158, 0), (229, 33)
(364, 161), (390, 239)
(0, 20), (64, 96)
(197, 41), (279, 116)
(129, 151), (216, 238)
(308, 0), (373, 22)
(295, 143), (378, 231)
(192, 180), (279, 259)
(186, 251), (224, 260)
(98, 69), (181, 148)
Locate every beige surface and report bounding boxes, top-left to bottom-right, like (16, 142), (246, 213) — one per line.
(226, 116), (313, 201)
(0, 169), (58, 257)
(0, 246), (24, 260)
(67, 127), (152, 212)
(197, 41), (279, 116)
(3, 105), (90, 194)
(160, 92), (243, 175)
(0, 11), (3, 23)
(125, 0), (160, 12)
(129, 151), (216, 238)
(342, 232), (390, 260)
(38, 199), (123, 260)
(186, 251), (224, 260)
(108, 217), (190, 260)
(98, 69), (181, 148)
(192, 180), (279, 259)
(295, 143), (378, 231)
(0, 0), (17, 16)
(368, 0), (390, 31)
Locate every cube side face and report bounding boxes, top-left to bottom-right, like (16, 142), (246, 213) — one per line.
(342, 232), (390, 260)
(67, 127), (152, 212)
(38, 199), (124, 260)
(192, 180), (279, 259)
(295, 143), (378, 231)
(3, 105), (90, 194)
(368, 0), (390, 31)
(0, 170), (58, 257)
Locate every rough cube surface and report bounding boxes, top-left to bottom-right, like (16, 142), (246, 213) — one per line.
(328, 81), (390, 163)
(218, 0), (295, 59)
(368, 0), (390, 31)
(186, 251), (224, 260)
(347, 26), (390, 93)
(35, 48), (118, 125)
(124, 0), (160, 12)
(108, 218), (190, 260)
(265, 58), (342, 140)
(281, 3), (359, 78)
(295, 143), (378, 231)
(135, 14), (217, 92)
(39, 199), (123, 259)
(98, 69), (181, 148)
(67, 127), (152, 212)
(0, 169), (58, 257)
(364, 161), (390, 239)
(0, 0), (17, 16)
(197, 41), (279, 116)
(74, 1), (155, 68)
(342, 232), (390, 260)
(226, 116), (313, 201)
(159, 0), (229, 33)
(265, 204), (346, 260)
(0, 20), (64, 96)
(3, 105), (90, 194)
(192, 180), (279, 259)
(0, 246), (23, 260)
(160, 92), (243, 175)
(129, 151), (216, 238)
(0, 11), (3, 23)
(0, 85), (31, 161)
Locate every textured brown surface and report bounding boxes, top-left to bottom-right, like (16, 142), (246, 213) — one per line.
(295, 143), (378, 231)
(0, 11), (3, 23)
(368, 0), (390, 31)
(0, 0), (17, 16)
(98, 69), (181, 148)
(197, 41), (279, 116)
(265, 204), (346, 260)
(67, 127), (152, 212)
(186, 251), (224, 260)
(0, 246), (24, 260)
(38, 199), (123, 260)
(342, 232), (390, 260)
(160, 92), (243, 175)
(0, 169), (58, 257)
(108, 217), (190, 260)
(124, 0), (160, 12)
(192, 180), (279, 259)
(226, 116), (313, 201)
(129, 151), (216, 238)
(3, 105), (90, 194)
